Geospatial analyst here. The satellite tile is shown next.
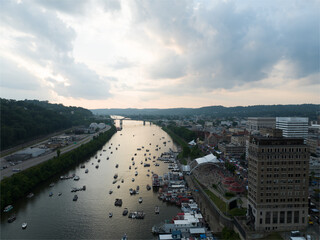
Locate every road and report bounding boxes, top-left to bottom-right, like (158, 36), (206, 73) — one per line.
(0, 125), (111, 181)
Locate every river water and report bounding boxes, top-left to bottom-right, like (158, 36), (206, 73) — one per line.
(1, 119), (181, 239)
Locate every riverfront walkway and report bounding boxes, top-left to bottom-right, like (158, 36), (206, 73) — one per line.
(0, 125), (111, 181)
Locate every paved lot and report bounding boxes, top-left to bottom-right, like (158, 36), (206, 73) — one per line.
(0, 125), (111, 181)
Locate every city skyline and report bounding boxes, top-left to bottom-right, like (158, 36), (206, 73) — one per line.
(1, 0), (319, 109)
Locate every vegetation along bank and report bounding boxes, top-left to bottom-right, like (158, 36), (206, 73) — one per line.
(0, 125), (117, 210)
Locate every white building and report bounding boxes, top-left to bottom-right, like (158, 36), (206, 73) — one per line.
(276, 117), (309, 139)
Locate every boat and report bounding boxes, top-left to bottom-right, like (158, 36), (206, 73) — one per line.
(144, 163), (150, 167)
(73, 176), (80, 181)
(146, 174), (150, 177)
(114, 174), (118, 179)
(3, 205), (13, 213)
(140, 161), (143, 165)
(109, 190), (113, 194)
(85, 169), (89, 173)
(131, 157), (134, 160)
(109, 212), (113, 218)
(122, 208), (128, 216)
(146, 184), (151, 191)
(129, 166), (131, 170)
(113, 180), (117, 184)
(80, 165), (85, 168)
(58, 192), (62, 196)
(49, 192), (53, 197)
(115, 198), (123, 207)
(155, 206), (160, 214)
(122, 233), (128, 240)
(128, 211), (145, 219)
(8, 215), (16, 223)
(49, 183), (54, 187)
(135, 171), (138, 176)
(98, 159), (101, 163)
(132, 178), (135, 182)
(107, 157), (109, 160)
(117, 185), (120, 189)
(137, 148), (141, 150)
(138, 197), (143, 203)
(96, 165), (99, 169)
(22, 222), (27, 229)
(73, 195), (78, 201)
(121, 179), (124, 183)
(115, 164), (119, 168)
(132, 161), (135, 165)
(136, 186), (140, 191)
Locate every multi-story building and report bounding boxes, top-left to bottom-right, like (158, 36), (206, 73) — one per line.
(276, 117), (308, 139)
(246, 117), (276, 132)
(247, 136), (309, 232)
(218, 142), (246, 158)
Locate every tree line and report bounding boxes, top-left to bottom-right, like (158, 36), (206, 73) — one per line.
(0, 125), (117, 210)
(1, 98), (93, 150)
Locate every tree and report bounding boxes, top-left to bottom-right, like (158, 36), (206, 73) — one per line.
(57, 149), (61, 157)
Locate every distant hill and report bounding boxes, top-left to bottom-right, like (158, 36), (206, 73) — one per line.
(1, 99), (93, 150)
(91, 104), (320, 119)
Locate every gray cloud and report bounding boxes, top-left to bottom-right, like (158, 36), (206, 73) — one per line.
(0, 56), (41, 90)
(132, 0), (319, 90)
(0, 0), (113, 100)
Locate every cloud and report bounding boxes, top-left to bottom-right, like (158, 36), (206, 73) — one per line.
(0, 0), (112, 100)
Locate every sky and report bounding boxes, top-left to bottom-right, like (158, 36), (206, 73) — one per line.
(0, 0), (319, 109)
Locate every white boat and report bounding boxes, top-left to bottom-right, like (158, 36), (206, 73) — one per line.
(155, 206), (160, 214)
(22, 222), (27, 229)
(85, 169), (89, 173)
(109, 212), (113, 218)
(73, 176), (80, 181)
(132, 178), (135, 182)
(138, 197), (143, 203)
(135, 171), (138, 176)
(109, 190), (113, 194)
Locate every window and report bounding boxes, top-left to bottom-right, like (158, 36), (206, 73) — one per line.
(294, 211), (299, 224)
(287, 211), (292, 223)
(265, 212), (271, 224)
(273, 211), (278, 224)
(280, 211), (285, 224)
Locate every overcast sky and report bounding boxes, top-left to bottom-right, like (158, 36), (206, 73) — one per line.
(0, 0), (319, 109)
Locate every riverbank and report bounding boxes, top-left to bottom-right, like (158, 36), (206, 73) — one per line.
(1, 125), (117, 210)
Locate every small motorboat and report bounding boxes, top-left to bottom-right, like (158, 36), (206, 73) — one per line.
(132, 178), (135, 182)
(109, 190), (113, 194)
(73, 176), (80, 181)
(49, 192), (53, 197)
(3, 205), (13, 212)
(73, 195), (78, 201)
(58, 192), (62, 196)
(121, 179), (124, 183)
(155, 206), (160, 214)
(22, 222), (27, 229)
(122, 233), (128, 240)
(117, 185), (120, 189)
(96, 165), (99, 169)
(138, 197), (143, 203)
(115, 164), (119, 168)
(129, 166), (131, 169)
(8, 215), (16, 223)
(49, 183), (54, 187)
(122, 208), (128, 216)
(85, 169), (89, 173)
(27, 193), (34, 198)
(109, 212), (113, 218)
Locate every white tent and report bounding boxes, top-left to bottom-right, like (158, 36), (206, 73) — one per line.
(188, 140), (196, 146)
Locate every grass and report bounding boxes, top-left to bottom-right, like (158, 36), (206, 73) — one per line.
(204, 188), (247, 217)
(204, 189), (227, 213)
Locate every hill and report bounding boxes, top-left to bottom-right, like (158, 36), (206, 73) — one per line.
(91, 104), (320, 119)
(1, 99), (93, 150)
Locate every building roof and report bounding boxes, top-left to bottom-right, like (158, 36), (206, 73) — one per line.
(195, 153), (219, 165)
(189, 228), (206, 234)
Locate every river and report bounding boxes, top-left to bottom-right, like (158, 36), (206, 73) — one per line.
(1, 119), (181, 239)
